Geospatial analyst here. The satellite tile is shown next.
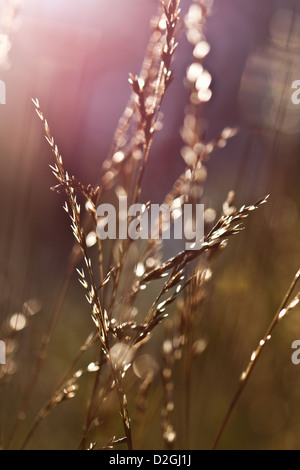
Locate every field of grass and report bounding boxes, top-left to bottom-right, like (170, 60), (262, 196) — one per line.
(0, 0), (300, 450)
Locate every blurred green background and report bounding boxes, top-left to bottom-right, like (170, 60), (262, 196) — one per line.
(0, 0), (300, 450)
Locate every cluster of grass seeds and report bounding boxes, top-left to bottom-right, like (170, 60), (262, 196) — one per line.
(2, 0), (299, 450)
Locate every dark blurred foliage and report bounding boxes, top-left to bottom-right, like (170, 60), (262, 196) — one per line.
(0, 0), (299, 450)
